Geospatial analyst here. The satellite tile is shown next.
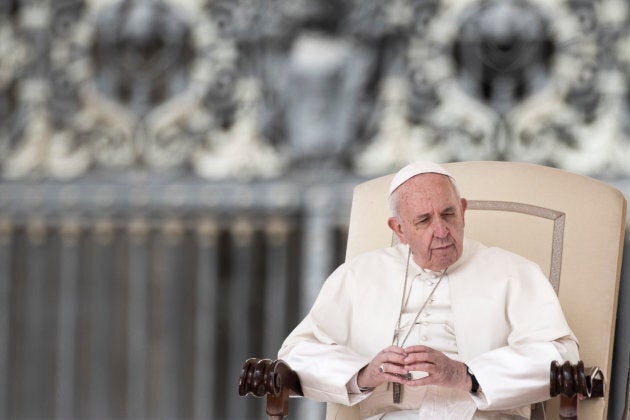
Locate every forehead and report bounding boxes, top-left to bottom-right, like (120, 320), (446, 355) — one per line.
(396, 173), (459, 208)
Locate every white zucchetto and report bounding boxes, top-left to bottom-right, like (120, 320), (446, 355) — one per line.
(388, 161), (457, 197)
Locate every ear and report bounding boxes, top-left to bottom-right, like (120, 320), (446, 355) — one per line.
(460, 198), (468, 226)
(388, 217), (408, 244)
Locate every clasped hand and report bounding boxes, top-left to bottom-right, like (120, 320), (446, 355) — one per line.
(357, 345), (470, 391)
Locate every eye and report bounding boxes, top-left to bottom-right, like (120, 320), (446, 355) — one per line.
(414, 217), (429, 225)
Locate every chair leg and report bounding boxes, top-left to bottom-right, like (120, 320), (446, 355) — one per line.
(559, 395), (578, 420)
(266, 386), (289, 420)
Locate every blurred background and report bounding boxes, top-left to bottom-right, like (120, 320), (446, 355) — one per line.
(0, 0), (629, 419)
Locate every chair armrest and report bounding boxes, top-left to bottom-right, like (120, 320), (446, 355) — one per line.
(550, 360), (604, 399)
(239, 358), (303, 419)
(549, 360), (605, 420)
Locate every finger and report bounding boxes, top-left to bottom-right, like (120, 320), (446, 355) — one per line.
(403, 345), (436, 355)
(382, 345), (408, 356)
(381, 351), (409, 367)
(405, 375), (434, 387)
(403, 352), (436, 365)
(403, 361), (435, 375)
(378, 361), (408, 377)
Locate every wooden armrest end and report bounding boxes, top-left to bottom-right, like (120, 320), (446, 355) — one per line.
(550, 360), (604, 399)
(239, 358), (303, 398)
(239, 358), (303, 419)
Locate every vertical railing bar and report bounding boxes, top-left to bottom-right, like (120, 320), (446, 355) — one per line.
(127, 218), (149, 419)
(88, 219), (115, 419)
(23, 219), (49, 418)
(226, 218), (255, 419)
(193, 218), (219, 419)
(56, 219), (81, 419)
(296, 189), (336, 420)
(0, 219), (12, 418)
(263, 217), (290, 358)
(156, 218), (184, 419)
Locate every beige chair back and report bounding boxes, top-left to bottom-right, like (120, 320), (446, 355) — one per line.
(326, 161), (626, 420)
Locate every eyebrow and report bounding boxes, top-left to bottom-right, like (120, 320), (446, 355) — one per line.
(412, 206), (457, 223)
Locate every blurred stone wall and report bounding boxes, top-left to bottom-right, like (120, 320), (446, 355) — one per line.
(0, 0), (629, 419)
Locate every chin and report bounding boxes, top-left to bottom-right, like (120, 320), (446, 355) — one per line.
(433, 255), (457, 271)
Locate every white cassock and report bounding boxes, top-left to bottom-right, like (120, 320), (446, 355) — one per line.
(278, 238), (579, 419)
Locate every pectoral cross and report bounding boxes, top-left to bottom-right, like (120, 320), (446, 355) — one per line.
(393, 383), (402, 403)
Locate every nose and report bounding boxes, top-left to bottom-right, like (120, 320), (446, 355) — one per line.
(431, 218), (449, 238)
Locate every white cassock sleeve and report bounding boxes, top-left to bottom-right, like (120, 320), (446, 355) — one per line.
(279, 340), (373, 405)
(278, 264), (374, 406)
(461, 252), (580, 411)
(467, 337), (578, 410)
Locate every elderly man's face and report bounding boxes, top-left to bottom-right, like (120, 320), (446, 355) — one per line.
(388, 173), (467, 271)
